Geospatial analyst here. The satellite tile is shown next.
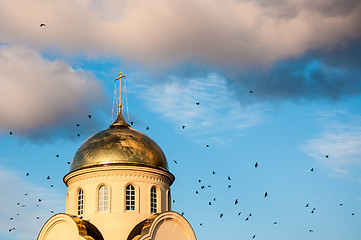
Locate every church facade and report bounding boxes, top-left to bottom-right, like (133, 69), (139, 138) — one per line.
(37, 100), (196, 240)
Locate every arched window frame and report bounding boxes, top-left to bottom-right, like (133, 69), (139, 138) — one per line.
(150, 186), (158, 213)
(98, 184), (110, 212)
(77, 188), (84, 216)
(125, 184), (136, 211)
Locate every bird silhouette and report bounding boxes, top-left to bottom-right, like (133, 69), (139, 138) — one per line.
(245, 217), (249, 221)
(38, 199), (42, 202)
(50, 185), (54, 187)
(209, 202), (212, 205)
(274, 221), (278, 224)
(182, 126), (185, 129)
(196, 102), (200, 105)
(235, 199), (238, 205)
(311, 168), (314, 172)
(228, 176), (231, 180)
(130, 121), (134, 125)
(325, 155), (329, 158)
(198, 179), (201, 183)
(228, 185), (231, 188)
(264, 192), (268, 197)
(40, 23), (46, 27)
(146, 127), (149, 130)
(88, 115), (92, 118)
(238, 212), (241, 216)
(309, 230), (314, 232)
(250, 91), (253, 93)
(195, 191), (199, 194)
(255, 162), (259, 168)
(352, 213), (355, 216)
(200, 223), (203, 226)
(220, 213), (223, 218)
(201, 186), (205, 189)
(37, 216), (40, 220)
(10, 217), (13, 220)
(56, 154), (59, 157)
(212, 171), (215, 174)
(67, 162), (70, 164)
(305, 203), (309, 207)
(47, 176), (50, 180)
(77, 134), (80, 137)
(340, 203), (343, 206)
(173, 160), (177, 164)
(252, 235), (256, 238)
(206, 145), (209, 147)
(26, 173), (29, 176)
(9, 131), (13, 135)
(76, 123), (80, 126)
(213, 198), (216, 201)
(208, 185), (211, 188)
(181, 212), (184, 216)
(249, 213), (252, 217)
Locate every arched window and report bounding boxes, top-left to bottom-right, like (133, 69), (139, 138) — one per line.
(125, 185), (136, 211)
(77, 189), (84, 216)
(98, 185), (108, 212)
(167, 191), (171, 211)
(150, 187), (157, 213)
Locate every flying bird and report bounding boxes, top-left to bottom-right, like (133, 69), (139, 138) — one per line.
(235, 199), (238, 205)
(209, 202), (212, 205)
(200, 223), (203, 226)
(196, 102), (200, 105)
(255, 162), (259, 168)
(67, 162), (70, 164)
(212, 171), (215, 174)
(228, 176), (231, 180)
(146, 127), (149, 130)
(130, 121), (134, 125)
(228, 185), (231, 188)
(173, 160), (177, 164)
(352, 213), (355, 216)
(325, 155), (329, 158)
(40, 23), (46, 27)
(206, 145), (209, 147)
(201, 186), (205, 189)
(250, 90), (253, 93)
(245, 217), (249, 221)
(238, 212), (241, 216)
(47, 176), (50, 180)
(56, 154), (59, 157)
(305, 203), (309, 207)
(311, 168), (314, 172)
(50, 185), (54, 187)
(76, 123), (80, 126)
(195, 191), (199, 194)
(339, 203), (343, 206)
(252, 235), (256, 239)
(88, 115), (92, 118)
(264, 192), (268, 198)
(38, 199), (42, 202)
(249, 213), (252, 217)
(198, 179), (201, 183)
(77, 134), (80, 137)
(274, 221), (278, 224)
(26, 173), (29, 176)
(220, 213), (223, 218)
(182, 126), (185, 129)
(309, 230), (314, 232)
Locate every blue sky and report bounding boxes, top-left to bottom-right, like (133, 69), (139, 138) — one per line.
(1, 0), (361, 239)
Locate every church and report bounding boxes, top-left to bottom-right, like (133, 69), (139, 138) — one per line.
(37, 73), (197, 240)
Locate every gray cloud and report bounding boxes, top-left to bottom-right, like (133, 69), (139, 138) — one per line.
(0, 45), (106, 139)
(0, 0), (360, 68)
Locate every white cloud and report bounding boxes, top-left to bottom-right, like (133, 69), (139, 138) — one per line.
(139, 73), (266, 144)
(0, 165), (64, 240)
(0, 0), (360, 68)
(301, 111), (361, 174)
(0, 45), (106, 138)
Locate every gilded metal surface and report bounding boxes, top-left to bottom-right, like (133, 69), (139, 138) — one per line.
(70, 112), (168, 173)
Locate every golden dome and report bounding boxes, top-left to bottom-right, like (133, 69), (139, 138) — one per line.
(69, 113), (169, 172)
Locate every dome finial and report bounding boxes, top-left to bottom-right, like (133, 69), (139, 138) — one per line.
(114, 71), (126, 114)
(111, 71), (130, 129)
